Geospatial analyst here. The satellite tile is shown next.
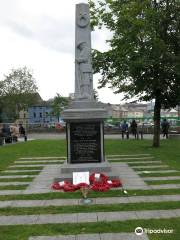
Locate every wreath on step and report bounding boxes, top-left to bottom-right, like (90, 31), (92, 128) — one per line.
(52, 173), (122, 192)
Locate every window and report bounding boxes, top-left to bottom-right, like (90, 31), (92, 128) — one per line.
(33, 113), (36, 118)
(40, 112), (42, 118)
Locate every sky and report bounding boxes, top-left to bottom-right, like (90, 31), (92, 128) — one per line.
(0, 0), (124, 104)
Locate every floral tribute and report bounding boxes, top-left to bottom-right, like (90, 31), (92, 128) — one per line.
(52, 173), (122, 192)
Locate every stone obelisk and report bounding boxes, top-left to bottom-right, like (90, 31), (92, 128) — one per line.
(61, 3), (108, 170)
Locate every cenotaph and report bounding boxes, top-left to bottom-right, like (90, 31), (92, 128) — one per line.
(56, 3), (118, 181)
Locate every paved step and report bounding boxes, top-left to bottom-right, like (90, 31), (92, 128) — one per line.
(0, 190), (23, 195)
(127, 161), (162, 164)
(0, 182), (29, 186)
(150, 184), (180, 189)
(9, 165), (51, 168)
(132, 165), (169, 169)
(15, 160), (64, 164)
(0, 175), (36, 179)
(29, 233), (149, 240)
(0, 209), (180, 225)
(20, 157), (66, 160)
(107, 157), (154, 160)
(3, 170), (41, 173)
(143, 176), (180, 181)
(137, 170), (179, 174)
(107, 154), (152, 157)
(0, 194), (180, 208)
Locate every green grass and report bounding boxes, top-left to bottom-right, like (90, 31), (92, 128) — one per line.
(1, 188), (180, 201)
(0, 178), (34, 182)
(0, 185), (28, 190)
(146, 179), (180, 185)
(0, 201), (180, 216)
(0, 219), (179, 240)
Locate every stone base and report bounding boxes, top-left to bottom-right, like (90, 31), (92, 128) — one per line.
(54, 162), (120, 183)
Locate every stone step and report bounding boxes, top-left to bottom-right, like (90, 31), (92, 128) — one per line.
(143, 176), (180, 181)
(138, 170), (179, 174)
(60, 162), (112, 174)
(0, 182), (30, 186)
(29, 233), (149, 240)
(132, 165), (169, 169)
(107, 154), (152, 157)
(0, 175), (36, 179)
(0, 194), (180, 208)
(3, 170), (41, 173)
(0, 209), (180, 225)
(9, 165), (49, 168)
(150, 184), (180, 189)
(107, 157), (154, 160)
(15, 160), (64, 164)
(55, 171), (120, 183)
(20, 157), (66, 160)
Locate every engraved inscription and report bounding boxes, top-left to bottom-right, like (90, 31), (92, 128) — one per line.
(70, 122), (101, 163)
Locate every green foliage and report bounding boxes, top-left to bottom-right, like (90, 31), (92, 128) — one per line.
(50, 93), (69, 120)
(89, 0), (180, 146)
(0, 66), (39, 121)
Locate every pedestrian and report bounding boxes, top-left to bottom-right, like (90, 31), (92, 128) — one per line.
(121, 120), (129, 139)
(19, 124), (27, 141)
(10, 123), (19, 142)
(130, 119), (138, 139)
(161, 119), (170, 139)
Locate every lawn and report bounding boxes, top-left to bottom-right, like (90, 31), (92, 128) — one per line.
(0, 138), (180, 240)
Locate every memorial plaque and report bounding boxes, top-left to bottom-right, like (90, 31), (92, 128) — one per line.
(69, 122), (102, 163)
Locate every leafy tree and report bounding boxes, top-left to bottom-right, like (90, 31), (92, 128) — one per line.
(0, 67), (39, 121)
(89, 0), (180, 147)
(51, 93), (69, 121)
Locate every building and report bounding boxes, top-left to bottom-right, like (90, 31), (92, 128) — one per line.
(28, 105), (58, 125)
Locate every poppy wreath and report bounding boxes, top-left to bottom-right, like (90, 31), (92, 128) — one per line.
(89, 172), (108, 184)
(91, 182), (110, 192)
(107, 179), (122, 188)
(51, 180), (69, 190)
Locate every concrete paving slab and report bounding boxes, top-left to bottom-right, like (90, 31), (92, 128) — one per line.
(107, 157), (154, 160)
(3, 170), (41, 173)
(0, 209), (180, 225)
(15, 160), (64, 164)
(29, 233), (149, 240)
(9, 165), (49, 168)
(24, 165), (60, 193)
(97, 211), (137, 221)
(0, 215), (38, 225)
(100, 233), (149, 240)
(107, 154), (152, 157)
(132, 165), (169, 169)
(150, 184), (180, 189)
(143, 176), (180, 181)
(77, 212), (97, 222)
(20, 157), (66, 160)
(0, 182), (30, 186)
(29, 236), (75, 240)
(0, 190), (23, 195)
(137, 170), (179, 174)
(0, 175), (36, 179)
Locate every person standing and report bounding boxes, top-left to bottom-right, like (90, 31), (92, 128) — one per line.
(121, 120), (129, 139)
(131, 119), (138, 139)
(161, 119), (170, 139)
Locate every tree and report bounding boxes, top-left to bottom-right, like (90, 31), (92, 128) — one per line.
(51, 93), (69, 121)
(0, 66), (39, 121)
(89, 0), (180, 147)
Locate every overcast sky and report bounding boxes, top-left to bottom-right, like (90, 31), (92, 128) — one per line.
(0, 0), (124, 103)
